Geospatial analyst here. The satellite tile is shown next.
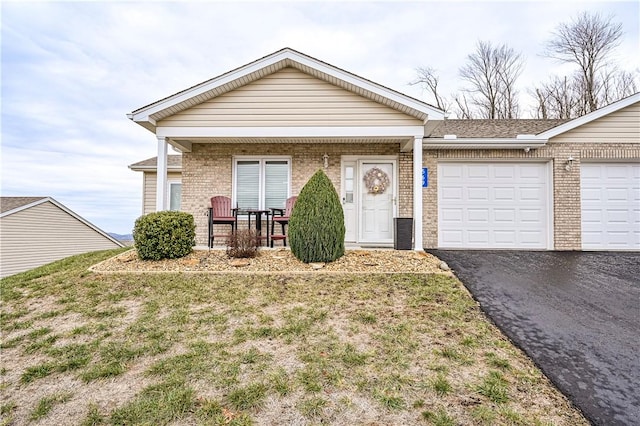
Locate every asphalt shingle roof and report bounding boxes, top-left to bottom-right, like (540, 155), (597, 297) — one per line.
(428, 119), (569, 138)
(129, 155), (182, 169)
(0, 197), (47, 214)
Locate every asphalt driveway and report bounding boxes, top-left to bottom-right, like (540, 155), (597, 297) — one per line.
(428, 250), (640, 426)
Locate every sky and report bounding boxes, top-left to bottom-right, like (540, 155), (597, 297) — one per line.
(1, 0), (638, 234)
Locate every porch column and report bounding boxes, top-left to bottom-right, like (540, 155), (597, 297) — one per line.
(413, 136), (423, 250)
(156, 136), (168, 211)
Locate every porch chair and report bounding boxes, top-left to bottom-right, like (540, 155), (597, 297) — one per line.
(209, 196), (237, 247)
(269, 196), (297, 247)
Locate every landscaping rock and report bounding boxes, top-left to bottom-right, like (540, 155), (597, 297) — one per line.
(439, 261), (450, 271)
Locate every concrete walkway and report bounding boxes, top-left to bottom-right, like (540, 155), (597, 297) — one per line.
(428, 250), (640, 426)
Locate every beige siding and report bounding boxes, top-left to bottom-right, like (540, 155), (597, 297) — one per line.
(551, 103), (640, 143)
(158, 68), (422, 127)
(0, 202), (120, 278)
(142, 172), (182, 215)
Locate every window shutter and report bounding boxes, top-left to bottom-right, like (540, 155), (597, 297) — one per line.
(265, 160), (289, 209)
(236, 161), (260, 209)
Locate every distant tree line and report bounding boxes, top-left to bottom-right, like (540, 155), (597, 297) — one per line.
(412, 12), (638, 119)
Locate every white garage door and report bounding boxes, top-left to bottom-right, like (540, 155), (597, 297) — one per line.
(581, 163), (640, 250)
(438, 162), (550, 249)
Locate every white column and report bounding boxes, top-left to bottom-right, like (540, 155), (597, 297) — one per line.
(156, 136), (168, 211)
(413, 136), (423, 250)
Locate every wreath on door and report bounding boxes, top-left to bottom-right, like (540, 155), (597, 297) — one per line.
(363, 167), (390, 194)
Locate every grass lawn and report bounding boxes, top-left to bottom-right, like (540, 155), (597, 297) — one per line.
(0, 249), (586, 425)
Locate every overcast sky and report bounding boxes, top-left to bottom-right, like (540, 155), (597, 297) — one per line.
(2, 1), (638, 234)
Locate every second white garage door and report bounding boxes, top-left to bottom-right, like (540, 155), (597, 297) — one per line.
(581, 163), (640, 250)
(438, 162), (551, 249)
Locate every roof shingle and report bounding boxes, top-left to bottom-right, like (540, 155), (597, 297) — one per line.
(0, 197), (47, 214)
(428, 119), (569, 138)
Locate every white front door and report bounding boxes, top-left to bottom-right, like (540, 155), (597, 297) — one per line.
(342, 158), (397, 245)
(360, 161), (395, 244)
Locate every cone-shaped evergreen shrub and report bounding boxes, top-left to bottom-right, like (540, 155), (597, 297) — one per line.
(133, 211), (196, 260)
(289, 169), (345, 263)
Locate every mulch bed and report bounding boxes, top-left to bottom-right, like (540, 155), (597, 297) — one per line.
(90, 248), (447, 274)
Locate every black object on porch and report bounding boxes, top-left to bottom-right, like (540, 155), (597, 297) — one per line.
(394, 218), (413, 250)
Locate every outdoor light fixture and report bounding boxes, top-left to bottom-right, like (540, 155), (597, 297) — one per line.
(565, 156), (574, 171)
(323, 153), (329, 169)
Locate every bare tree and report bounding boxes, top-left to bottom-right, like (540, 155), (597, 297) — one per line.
(410, 67), (449, 111)
(459, 41), (524, 119)
(531, 75), (583, 119)
(453, 94), (474, 119)
(544, 12), (623, 112)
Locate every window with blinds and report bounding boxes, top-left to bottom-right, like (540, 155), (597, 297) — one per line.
(234, 158), (290, 210)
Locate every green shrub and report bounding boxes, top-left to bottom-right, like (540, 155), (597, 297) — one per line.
(133, 211), (196, 260)
(289, 169), (345, 263)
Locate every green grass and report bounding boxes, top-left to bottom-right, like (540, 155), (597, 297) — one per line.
(0, 249), (588, 426)
(30, 392), (73, 421)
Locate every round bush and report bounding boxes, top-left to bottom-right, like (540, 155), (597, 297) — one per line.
(133, 211), (196, 260)
(289, 169), (345, 263)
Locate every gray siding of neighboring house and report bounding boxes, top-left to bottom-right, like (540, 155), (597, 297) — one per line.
(0, 201), (121, 278)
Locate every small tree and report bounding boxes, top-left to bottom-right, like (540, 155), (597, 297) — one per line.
(289, 169), (345, 263)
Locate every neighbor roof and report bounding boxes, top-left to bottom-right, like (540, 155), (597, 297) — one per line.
(128, 47), (445, 131)
(427, 119), (569, 139)
(0, 197), (47, 214)
(0, 197), (123, 247)
(129, 155), (183, 171)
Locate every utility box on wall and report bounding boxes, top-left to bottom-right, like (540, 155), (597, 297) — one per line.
(393, 218), (413, 250)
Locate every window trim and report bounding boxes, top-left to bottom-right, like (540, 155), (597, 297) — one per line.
(232, 156), (292, 211)
(167, 179), (182, 211)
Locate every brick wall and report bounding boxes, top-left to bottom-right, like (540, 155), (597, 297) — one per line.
(183, 142), (408, 246)
(422, 142), (640, 250)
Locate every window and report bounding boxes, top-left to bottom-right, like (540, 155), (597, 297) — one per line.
(234, 158), (290, 210)
(168, 182), (182, 211)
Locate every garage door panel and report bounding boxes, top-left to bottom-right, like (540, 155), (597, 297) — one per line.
(520, 209), (543, 223)
(441, 208), (463, 223)
(439, 162), (549, 249)
(494, 187), (516, 201)
(468, 230), (490, 244)
(494, 209), (515, 223)
(468, 187), (489, 200)
(468, 209), (489, 223)
(519, 187), (544, 201)
(581, 163), (640, 250)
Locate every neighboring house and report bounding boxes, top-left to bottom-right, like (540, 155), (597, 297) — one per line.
(0, 197), (123, 278)
(128, 48), (640, 251)
(129, 155), (183, 215)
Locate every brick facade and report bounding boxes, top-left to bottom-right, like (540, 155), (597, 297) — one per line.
(421, 142), (640, 250)
(183, 142), (412, 246)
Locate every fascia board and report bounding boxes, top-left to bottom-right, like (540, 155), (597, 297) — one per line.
(423, 138), (548, 150)
(537, 93), (640, 139)
(156, 125), (426, 138)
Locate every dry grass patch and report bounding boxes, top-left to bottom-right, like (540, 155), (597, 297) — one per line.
(0, 249), (587, 425)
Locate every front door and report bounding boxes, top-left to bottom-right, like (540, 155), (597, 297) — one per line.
(342, 158), (397, 245)
(360, 161), (395, 243)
